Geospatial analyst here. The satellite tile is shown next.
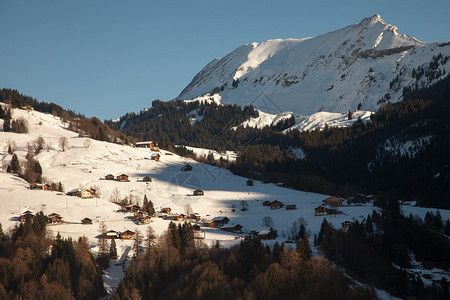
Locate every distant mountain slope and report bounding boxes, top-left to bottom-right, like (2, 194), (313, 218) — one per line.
(178, 15), (450, 115)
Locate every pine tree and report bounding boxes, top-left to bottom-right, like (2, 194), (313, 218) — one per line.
(146, 226), (156, 250)
(9, 153), (21, 174)
(133, 230), (143, 256)
(296, 234), (312, 260)
(109, 238), (118, 259)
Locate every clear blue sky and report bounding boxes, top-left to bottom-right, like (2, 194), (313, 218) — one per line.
(1, 0), (449, 120)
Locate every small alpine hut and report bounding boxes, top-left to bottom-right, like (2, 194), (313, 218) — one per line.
(143, 176), (152, 182)
(117, 174), (129, 182)
(121, 230), (135, 240)
(181, 164), (193, 171)
(314, 206), (328, 216)
(286, 205), (296, 210)
(151, 153), (160, 162)
(193, 189), (204, 196)
(81, 218), (93, 225)
(105, 174), (115, 181)
(161, 207), (171, 214)
(246, 179), (254, 186)
(270, 200), (283, 209)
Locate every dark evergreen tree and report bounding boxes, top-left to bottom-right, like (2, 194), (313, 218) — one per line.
(110, 238), (118, 259)
(9, 153), (21, 174)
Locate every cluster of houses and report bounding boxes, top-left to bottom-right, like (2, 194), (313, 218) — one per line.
(123, 205), (152, 225)
(104, 174), (154, 183)
(262, 200), (296, 210)
(19, 211), (64, 224)
(105, 174), (130, 182)
(66, 188), (96, 198)
(29, 183), (50, 190)
(104, 229), (136, 240)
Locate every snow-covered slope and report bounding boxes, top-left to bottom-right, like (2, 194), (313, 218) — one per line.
(1, 106), (449, 293)
(178, 15), (450, 115)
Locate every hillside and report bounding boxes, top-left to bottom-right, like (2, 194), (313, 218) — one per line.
(178, 15), (450, 115)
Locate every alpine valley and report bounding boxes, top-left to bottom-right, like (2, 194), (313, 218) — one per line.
(0, 15), (449, 300)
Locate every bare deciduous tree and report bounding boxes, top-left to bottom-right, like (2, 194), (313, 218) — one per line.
(34, 136), (45, 155)
(59, 136), (68, 151)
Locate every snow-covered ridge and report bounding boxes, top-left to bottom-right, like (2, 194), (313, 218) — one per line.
(178, 15), (450, 116)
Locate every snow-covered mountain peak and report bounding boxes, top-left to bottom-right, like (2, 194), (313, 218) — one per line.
(178, 15), (450, 116)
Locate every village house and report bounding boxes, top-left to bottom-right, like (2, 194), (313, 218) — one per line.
(134, 141), (155, 148)
(143, 176), (152, 182)
(124, 205), (141, 213)
(211, 216), (230, 227)
(342, 221), (354, 231)
(117, 174), (129, 182)
(20, 211), (34, 223)
(270, 200), (283, 209)
(151, 153), (160, 162)
(30, 183), (50, 190)
(81, 218), (92, 225)
(106, 230), (119, 239)
(105, 174), (115, 181)
(286, 205), (296, 210)
(24, 105), (34, 111)
(193, 189), (204, 196)
(139, 216), (152, 224)
(257, 229), (277, 240)
(314, 206), (328, 216)
(161, 207), (171, 214)
(221, 224), (244, 234)
(47, 213), (62, 224)
(181, 164), (193, 171)
(262, 201), (271, 207)
(246, 179), (254, 186)
(81, 189), (95, 199)
(322, 196), (344, 207)
(120, 230), (135, 239)
(78, 132), (90, 138)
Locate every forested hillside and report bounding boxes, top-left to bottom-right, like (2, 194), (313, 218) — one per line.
(111, 77), (450, 208)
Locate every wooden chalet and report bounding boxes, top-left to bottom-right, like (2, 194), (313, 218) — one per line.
(221, 224), (243, 234)
(262, 200), (271, 207)
(143, 176), (152, 182)
(151, 153), (160, 162)
(81, 218), (93, 225)
(139, 216), (152, 224)
(342, 221), (354, 231)
(30, 183), (49, 190)
(105, 174), (115, 180)
(270, 200), (283, 209)
(257, 229), (277, 240)
(135, 141), (155, 148)
(177, 214), (185, 221)
(314, 206), (328, 216)
(24, 105), (34, 111)
(181, 164), (192, 171)
(20, 211), (34, 222)
(193, 189), (204, 196)
(66, 188), (82, 197)
(117, 174), (129, 182)
(161, 207), (171, 214)
(125, 205), (141, 213)
(246, 179), (254, 186)
(48, 213), (62, 224)
(81, 189), (94, 199)
(120, 230), (135, 239)
(322, 196), (344, 207)
(286, 205), (296, 210)
(78, 132), (91, 138)
(106, 230), (119, 239)
(211, 217), (230, 227)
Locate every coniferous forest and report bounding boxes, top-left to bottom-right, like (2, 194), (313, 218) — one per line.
(109, 76), (450, 208)
(0, 216), (105, 299)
